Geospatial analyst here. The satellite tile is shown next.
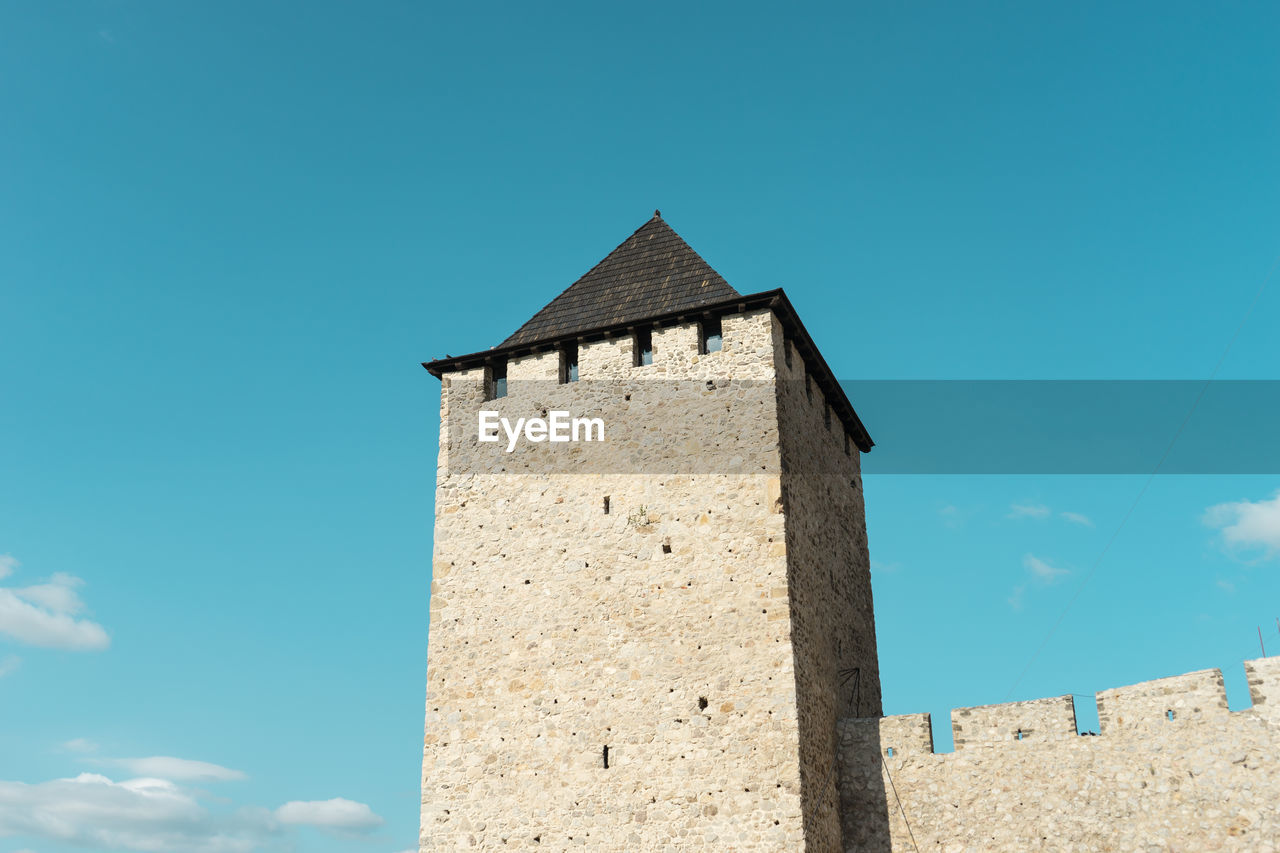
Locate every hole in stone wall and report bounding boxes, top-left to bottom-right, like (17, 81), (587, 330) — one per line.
(662, 541), (672, 554)
(885, 746), (894, 757)
(698, 697), (708, 710)
(1166, 709), (1175, 721)
(1016, 729), (1024, 741)
(603, 496), (610, 514)
(602, 745), (610, 769)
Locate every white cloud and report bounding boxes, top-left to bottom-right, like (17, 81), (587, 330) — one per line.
(18, 572), (89, 614)
(62, 738), (99, 753)
(0, 559), (109, 651)
(0, 773), (270, 853)
(0, 655), (19, 678)
(1204, 490), (1280, 561)
(870, 559), (900, 574)
(939, 504), (975, 528)
(1059, 511), (1093, 526)
(0, 770), (383, 852)
(1024, 554), (1069, 582)
(1009, 554), (1071, 609)
(275, 798), (384, 832)
(1216, 578), (1236, 593)
(108, 757), (247, 783)
(1008, 503), (1051, 520)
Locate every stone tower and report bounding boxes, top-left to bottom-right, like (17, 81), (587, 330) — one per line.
(421, 213), (881, 851)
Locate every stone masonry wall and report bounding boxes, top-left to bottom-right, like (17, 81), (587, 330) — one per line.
(772, 320), (883, 853)
(837, 658), (1280, 852)
(423, 309), (864, 850)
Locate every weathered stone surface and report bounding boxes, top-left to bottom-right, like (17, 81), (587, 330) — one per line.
(838, 662), (1280, 852)
(422, 293), (1280, 852)
(422, 310), (878, 850)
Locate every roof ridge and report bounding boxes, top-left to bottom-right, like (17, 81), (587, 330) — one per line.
(499, 213), (738, 348)
(505, 214), (664, 344)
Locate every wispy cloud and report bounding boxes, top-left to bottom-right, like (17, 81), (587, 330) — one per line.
(0, 655), (19, 678)
(1007, 505), (1094, 527)
(275, 798), (384, 832)
(62, 738), (99, 754)
(0, 773), (267, 853)
(0, 769), (383, 852)
(107, 757), (247, 783)
(871, 559), (900, 574)
(939, 504), (978, 529)
(0, 556), (109, 651)
(1010, 553), (1070, 609)
(1024, 554), (1069, 582)
(1204, 490), (1280, 562)
(1216, 578), (1236, 594)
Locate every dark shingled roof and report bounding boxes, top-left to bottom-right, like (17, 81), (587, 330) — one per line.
(501, 212), (739, 347)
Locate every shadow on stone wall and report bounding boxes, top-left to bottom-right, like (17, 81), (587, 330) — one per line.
(836, 720), (894, 853)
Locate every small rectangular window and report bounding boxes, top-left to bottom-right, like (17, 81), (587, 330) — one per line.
(489, 361), (508, 400)
(699, 317), (722, 354)
(560, 346), (578, 383)
(634, 329), (653, 367)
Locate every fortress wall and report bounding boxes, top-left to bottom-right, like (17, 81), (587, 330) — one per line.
(423, 310), (820, 850)
(837, 660), (1280, 853)
(1096, 668), (1229, 733)
(773, 314), (882, 852)
(951, 695), (1076, 748)
(1246, 656), (1280, 724)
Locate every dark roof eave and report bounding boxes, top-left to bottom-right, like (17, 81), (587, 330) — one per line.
(421, 289), (874, 452)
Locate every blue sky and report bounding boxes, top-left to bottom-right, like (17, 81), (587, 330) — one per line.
(2, 2), (1278, 850)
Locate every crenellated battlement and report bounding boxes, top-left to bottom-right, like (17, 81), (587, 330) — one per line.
(844, 658), (1275, 758)
(837, 658), (1280, 852)
(1096, 667), (1229, 732)
(1245, 655), (1280, 723)
(951, 694), (1077, 748)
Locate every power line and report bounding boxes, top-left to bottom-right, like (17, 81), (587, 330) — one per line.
(882, 755), (921, 853)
